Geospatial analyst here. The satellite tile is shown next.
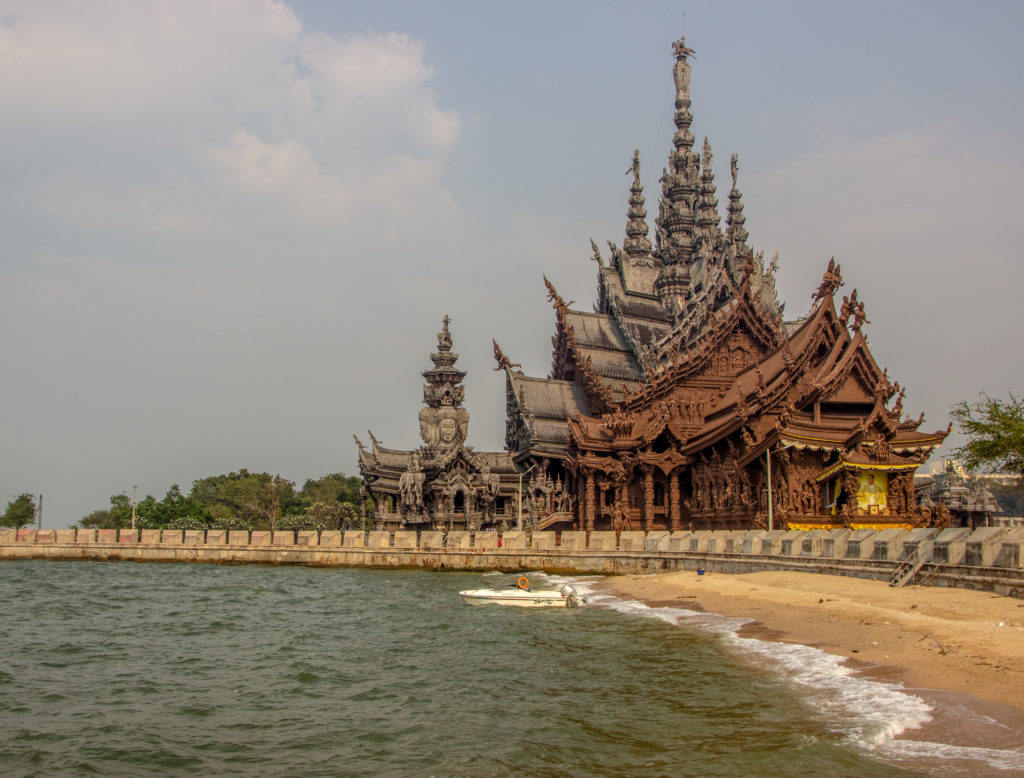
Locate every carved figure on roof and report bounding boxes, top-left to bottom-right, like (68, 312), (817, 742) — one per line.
(851, 299), (869, 331)
(872, 432), (892, 462)
(892, 387), (906, 420)
(607, 240), (623, 267)
(601, 406), (634, 437)
(813, 257), (843, 301)
(840, 288), (859, 324)
(590, 239), (604, 268)
(543, 276), (573, 310)
(492, 339), (522, 373)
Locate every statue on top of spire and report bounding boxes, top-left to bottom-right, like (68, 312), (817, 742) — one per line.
(438, 315), (453, 350)
(672, 37), (695, 100)
(672, 36), (696, 61)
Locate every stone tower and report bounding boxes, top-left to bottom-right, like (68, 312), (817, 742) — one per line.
(418, 315), (469, 450)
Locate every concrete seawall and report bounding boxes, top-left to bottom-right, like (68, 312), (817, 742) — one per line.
(3, 527), (1023, 596)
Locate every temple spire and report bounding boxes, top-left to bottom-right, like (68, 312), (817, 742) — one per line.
(422, 315), (466, 409)
(623, 150), (652, 259)
(695, 137), (723, 263)
(654, 35), (701, 320)
(419, 315), (469, 449)
(726, 153), (749, 254)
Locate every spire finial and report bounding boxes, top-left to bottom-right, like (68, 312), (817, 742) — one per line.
(437, 315), (453, 350)
(726, 153), (748, 251)
(623, 150), (653, 260)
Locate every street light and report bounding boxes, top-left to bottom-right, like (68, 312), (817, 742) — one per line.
(517, 464), (536, 531)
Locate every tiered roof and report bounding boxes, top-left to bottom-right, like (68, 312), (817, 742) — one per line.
(498, 35), (947, 470)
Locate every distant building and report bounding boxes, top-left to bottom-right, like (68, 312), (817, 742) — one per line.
(916, 460), (1003, 528)
(917, 460), (1019, 528)
(358, 35), (950, 533)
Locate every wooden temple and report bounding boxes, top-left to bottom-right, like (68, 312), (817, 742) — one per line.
(495, 35), (950, 533)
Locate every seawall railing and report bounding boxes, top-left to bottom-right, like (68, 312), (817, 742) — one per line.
(2, 526), (1023, 596)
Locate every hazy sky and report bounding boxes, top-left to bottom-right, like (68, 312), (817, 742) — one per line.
(3, 1), (1022, 527)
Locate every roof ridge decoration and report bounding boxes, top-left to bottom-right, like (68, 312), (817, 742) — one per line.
(812, 257), (844, 302)
(491, 339), (523, 374)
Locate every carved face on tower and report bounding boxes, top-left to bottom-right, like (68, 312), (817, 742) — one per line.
(439, 417), (458, 445)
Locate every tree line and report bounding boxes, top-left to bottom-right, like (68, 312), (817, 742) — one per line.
(75, 471), (366, 532)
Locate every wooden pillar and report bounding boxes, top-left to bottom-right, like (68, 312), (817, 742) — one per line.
(585, 471), (596, 532)
(669, 471), (681, 532)
(575, 471), (584, 530)
(643, 467), (654, 532)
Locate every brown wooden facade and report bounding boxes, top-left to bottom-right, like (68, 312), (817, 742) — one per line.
(497, 36), (949, 533)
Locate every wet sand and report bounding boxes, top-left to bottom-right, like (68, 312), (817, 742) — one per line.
(602, 570), (1024, 716)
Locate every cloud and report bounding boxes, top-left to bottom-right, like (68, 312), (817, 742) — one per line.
(0, 1), (478, 524)
(1, 1), (463, 247)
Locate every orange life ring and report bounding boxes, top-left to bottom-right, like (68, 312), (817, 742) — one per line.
(517, 576), (530, 591)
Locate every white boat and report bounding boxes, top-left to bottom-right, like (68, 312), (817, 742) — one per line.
(459, 576), (586, 608)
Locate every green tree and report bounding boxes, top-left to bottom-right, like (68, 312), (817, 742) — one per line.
(78, 494), (133, 528)
(952, 392), (1024, 477)
(989, 481), (1024, 517)
(2, 493), (37, 529)
(190, 470), (300, 530)
(299, 473), (362, 508)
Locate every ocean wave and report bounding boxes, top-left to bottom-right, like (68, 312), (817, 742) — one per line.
(586, 581), (1024, 776)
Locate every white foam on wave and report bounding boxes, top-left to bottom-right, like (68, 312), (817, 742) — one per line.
(587, 583), (1024, 775)
(878, 738), (1024, 775)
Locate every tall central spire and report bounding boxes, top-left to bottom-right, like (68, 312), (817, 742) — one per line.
(654, 36), (701, 320)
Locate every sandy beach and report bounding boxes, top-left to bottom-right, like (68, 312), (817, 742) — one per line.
(603, 570), (1024, 718)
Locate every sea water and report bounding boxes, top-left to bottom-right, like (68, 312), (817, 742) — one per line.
(0, 560), (1021, 777)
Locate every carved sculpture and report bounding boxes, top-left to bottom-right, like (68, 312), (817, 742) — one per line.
(812, 257), (843, 301)
(492, 339), (522, 373)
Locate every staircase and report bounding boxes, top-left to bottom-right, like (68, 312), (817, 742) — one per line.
(534, 512), (574, 531)
(890, 545), (928, 588)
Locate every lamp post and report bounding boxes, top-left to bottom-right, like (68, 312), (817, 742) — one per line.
(131, 484), (138, 530)
(517, 464), (536, 532)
